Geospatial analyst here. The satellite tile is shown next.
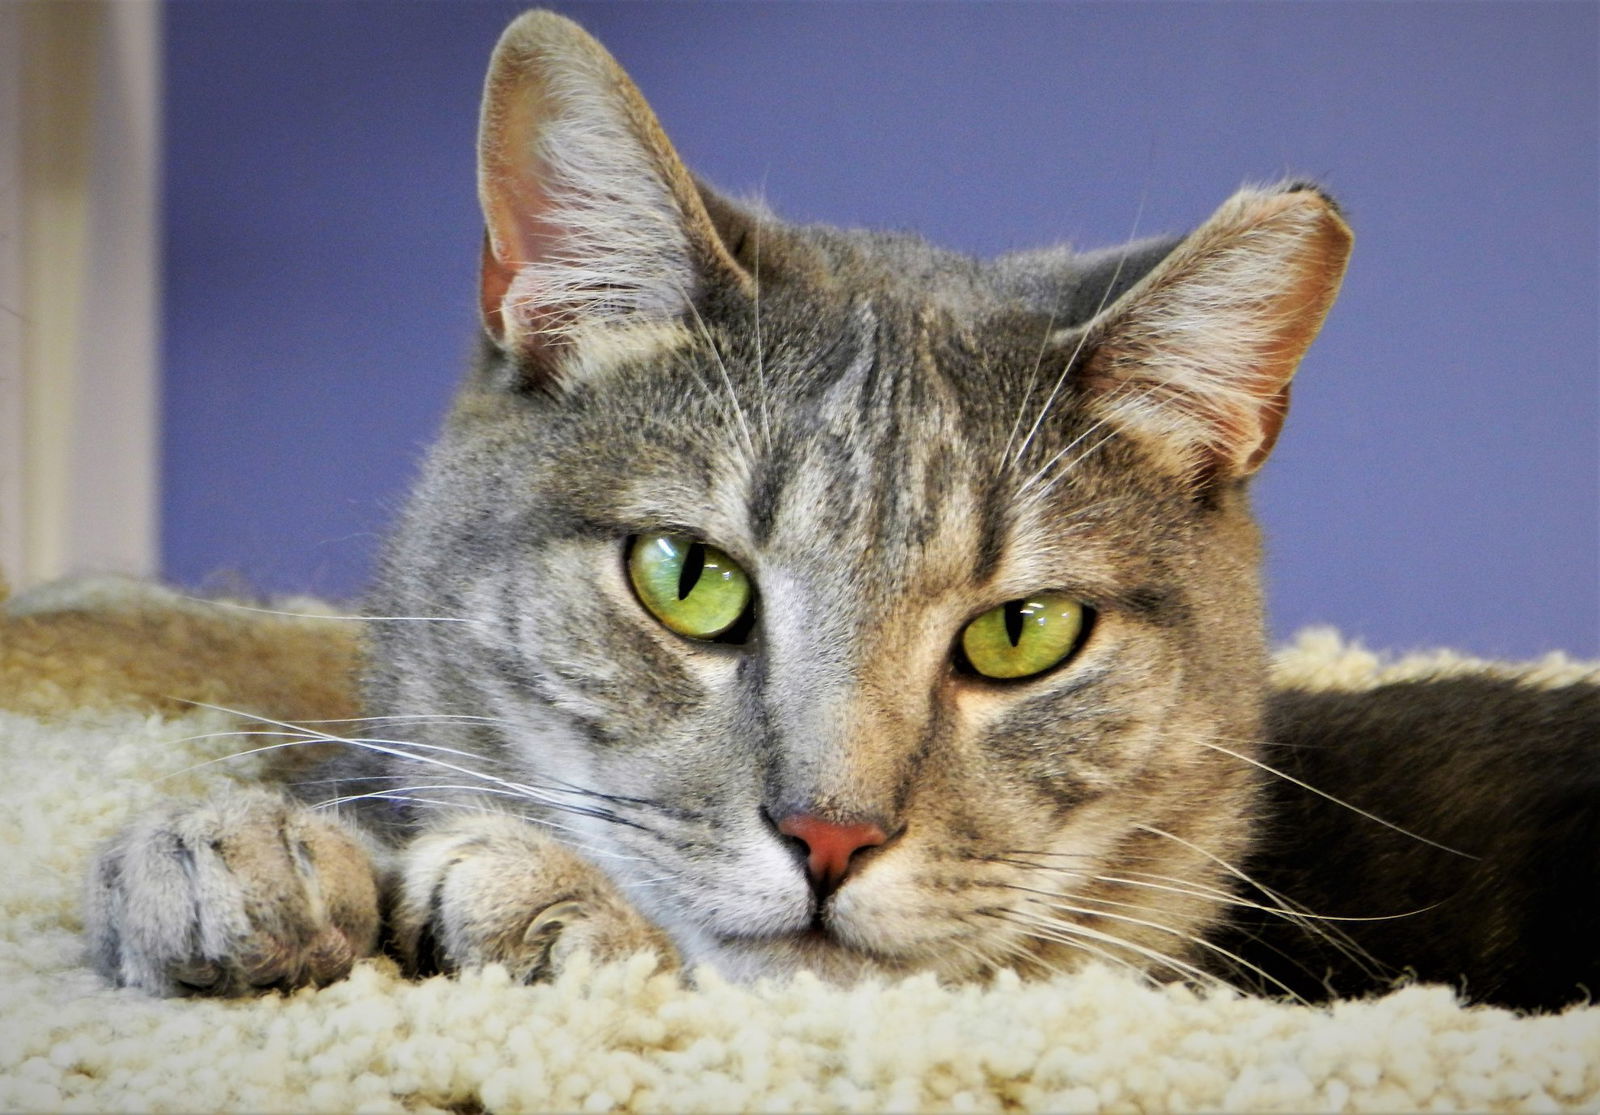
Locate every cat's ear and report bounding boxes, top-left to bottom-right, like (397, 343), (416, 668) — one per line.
(477, 11), (747, 382)
(1073, 183), (1352, 481)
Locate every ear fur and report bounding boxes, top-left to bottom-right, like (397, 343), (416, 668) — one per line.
(1073, 183), (1353, 481)
(477, 11), (747, 381)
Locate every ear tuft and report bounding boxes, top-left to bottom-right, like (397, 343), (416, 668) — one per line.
(1076, 182), (1353, 480)
(1277, 180), (1345, 216)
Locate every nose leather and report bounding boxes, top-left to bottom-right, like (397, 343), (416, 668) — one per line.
(775, 812), (889, 894)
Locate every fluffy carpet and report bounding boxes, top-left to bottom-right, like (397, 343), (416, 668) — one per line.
(2, 577), (1597, 1113)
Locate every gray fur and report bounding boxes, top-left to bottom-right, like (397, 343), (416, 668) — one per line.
(87, 10), (1341, 993)
(342, 11), (1347, 987)
(86, 11), (1596, 1009)
(86, 789), (380, 995)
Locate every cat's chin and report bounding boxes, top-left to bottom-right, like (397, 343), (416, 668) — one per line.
(682, 926), (989, 987)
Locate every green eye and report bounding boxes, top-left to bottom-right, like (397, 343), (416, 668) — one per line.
(627, 533), (752, 639)
(960, 595), (1086, 680)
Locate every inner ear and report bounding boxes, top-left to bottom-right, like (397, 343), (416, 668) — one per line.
(475, 11), (749, 389)
(1071, 184), (1353, 484)
(697, 184), (759, 269)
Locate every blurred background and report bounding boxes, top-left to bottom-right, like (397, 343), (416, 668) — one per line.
(4, 0), (1596, 659)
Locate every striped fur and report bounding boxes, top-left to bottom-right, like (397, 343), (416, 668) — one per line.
(357, 11), (1352, 987)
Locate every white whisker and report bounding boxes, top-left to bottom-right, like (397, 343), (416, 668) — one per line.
(1190, 738), (1475, 858)
(750, 216), (772, 451)
(1010, 190), (1147, 470)
(987, 907), (1230, 992)
(1097, 870), (1435, 925)
(1131, 822), (1389, 980)
(1007, 883), (1307, 1003)
(171, 702), (639, 829)
(174, 596), (486, 626)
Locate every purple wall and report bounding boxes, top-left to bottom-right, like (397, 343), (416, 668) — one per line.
(163, 1), (1598, 659)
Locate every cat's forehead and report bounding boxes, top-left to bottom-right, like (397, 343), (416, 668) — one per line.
(572, 297), (1178, 601)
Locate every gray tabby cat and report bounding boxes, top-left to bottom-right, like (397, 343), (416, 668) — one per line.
(86, 11), (1598, 1010)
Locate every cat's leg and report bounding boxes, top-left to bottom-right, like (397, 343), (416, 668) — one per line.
(85, 788), (382, 997)
(389, 814), (678, 982)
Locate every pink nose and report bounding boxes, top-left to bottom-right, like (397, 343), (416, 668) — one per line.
(776, 812), (889, 894)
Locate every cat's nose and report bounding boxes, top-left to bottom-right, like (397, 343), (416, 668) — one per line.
(774, 811), (889, 896)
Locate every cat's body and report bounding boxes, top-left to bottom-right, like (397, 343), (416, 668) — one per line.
(86, 11), (1598, 1010)
(1237, 679), (1600, 1010)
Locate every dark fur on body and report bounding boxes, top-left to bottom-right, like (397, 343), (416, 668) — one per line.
(1226, 678), (1600, 1011)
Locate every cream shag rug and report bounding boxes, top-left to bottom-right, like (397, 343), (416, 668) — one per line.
(1, 577), (1597, 1113)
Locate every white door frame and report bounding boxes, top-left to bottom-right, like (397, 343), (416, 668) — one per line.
(0, 0), (160, 595)
(0, 2), (27, 590)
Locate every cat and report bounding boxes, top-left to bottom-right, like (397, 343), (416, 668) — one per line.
(85, 9), (1598, 1011)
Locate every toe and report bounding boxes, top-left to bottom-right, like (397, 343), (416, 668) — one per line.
(305, 925), (357, 985)
(169, 958), (226, 995)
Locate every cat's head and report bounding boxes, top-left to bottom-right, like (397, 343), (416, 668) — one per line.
(368, 11), (1351, 983)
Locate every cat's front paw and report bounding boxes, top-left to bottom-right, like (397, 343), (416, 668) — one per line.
(391, 814), (677, 982)
(85, 789), (381, 996)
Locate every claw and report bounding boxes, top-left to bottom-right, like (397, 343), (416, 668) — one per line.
(525, 899), (585, 942)
(305, 926), (356, 985)
(239, 939), (298, 988)
(170, 958), (224, 994)
(517, 899), (585, 982)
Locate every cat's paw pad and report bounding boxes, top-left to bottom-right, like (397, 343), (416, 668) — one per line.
(392, 815), (676, 982)
(85, 789), (381, 997)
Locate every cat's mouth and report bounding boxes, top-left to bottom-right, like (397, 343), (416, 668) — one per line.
(705, 919), (978, 985)
(712, 927), (897, 981)
(719, 921), (850, 950)
(710, 910), (869, 953)
(726, 914), (922, 965)
(793, 925), (841, 948)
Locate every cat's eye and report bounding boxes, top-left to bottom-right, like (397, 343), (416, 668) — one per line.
(627, 533), (752, 640)
(958, 594), (1087, 680)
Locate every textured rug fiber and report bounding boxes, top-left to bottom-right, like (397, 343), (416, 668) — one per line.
(2, 578), (1597, 1113)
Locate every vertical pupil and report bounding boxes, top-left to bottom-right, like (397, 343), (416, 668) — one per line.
(678, 541), (707, 600)
(1003, 599), (1026, 647)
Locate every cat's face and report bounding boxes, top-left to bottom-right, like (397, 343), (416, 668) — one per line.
(368, 11), (1350, 983)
